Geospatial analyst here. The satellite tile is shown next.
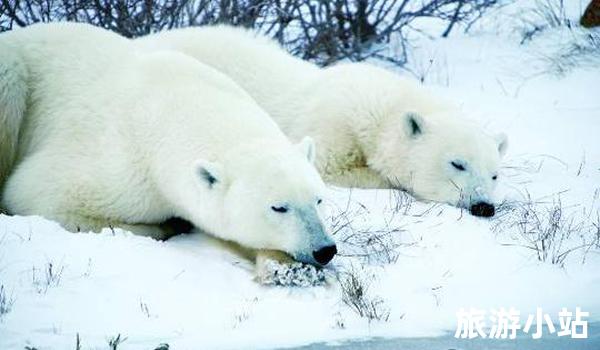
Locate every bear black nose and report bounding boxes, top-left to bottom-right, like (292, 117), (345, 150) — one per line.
(470, 202), (495, 217)
(312, 244), (337, 265)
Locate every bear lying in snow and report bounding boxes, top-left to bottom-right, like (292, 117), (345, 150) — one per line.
(0, 23), (337, 279)
(137, 26), (509, 217)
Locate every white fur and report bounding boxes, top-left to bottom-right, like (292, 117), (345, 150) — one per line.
(137, 26), (508, 211)
(0, 23), (334, 265)
(0, 47), (27, 194)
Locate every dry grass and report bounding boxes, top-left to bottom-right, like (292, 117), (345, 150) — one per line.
(327, 190), (418, 265)
(140, 300), (152, 318)
(516, 0), (600, 74)
(32, 261), (65, 294)
(339, 267), (390, 323)
(546, 30), (600, 75)
(339, 227), (403, 265)
(493, 194), (600, 267)
(0, 284), (14, 320)
(519, 0), (571, 44)
(108, 334), (127, 350)
(388, 189), (416, 216)
(75, 333), (82, 350)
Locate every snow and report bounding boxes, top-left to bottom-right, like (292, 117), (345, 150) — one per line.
(1, 1), (599, 349)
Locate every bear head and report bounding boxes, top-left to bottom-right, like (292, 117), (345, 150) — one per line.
(374, 110), (508, 217)
(320, 63), (508, 217)
(191, 137), (337, 266)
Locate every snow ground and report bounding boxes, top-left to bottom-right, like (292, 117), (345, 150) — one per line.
(1, 1), (599, 349)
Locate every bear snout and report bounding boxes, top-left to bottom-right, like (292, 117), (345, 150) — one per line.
(470, 202), (495, 217)
(312, 244), (337, 265)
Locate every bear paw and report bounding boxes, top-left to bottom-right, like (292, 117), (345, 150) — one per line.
(257, 259), (328, 287)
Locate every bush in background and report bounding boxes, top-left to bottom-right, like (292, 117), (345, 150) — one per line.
(0, 0), (501, 66)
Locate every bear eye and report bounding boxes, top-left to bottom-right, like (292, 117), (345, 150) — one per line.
(492, 175), (498, 180)
(317, 198), (323, 205)
(451, 161), (466, 171)
(271, 205), (288, 213)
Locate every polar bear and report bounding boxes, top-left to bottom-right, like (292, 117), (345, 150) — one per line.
(0, 23), (337, 268)
(137, 26), (508, 217)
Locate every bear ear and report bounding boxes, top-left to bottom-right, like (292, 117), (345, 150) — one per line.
(405, 112), (424, 138)
(193, 159), (226, 189)
(296, 136), (316, 164)
(495, 132), (508, 158)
